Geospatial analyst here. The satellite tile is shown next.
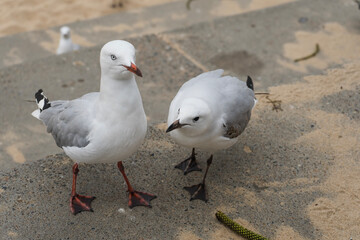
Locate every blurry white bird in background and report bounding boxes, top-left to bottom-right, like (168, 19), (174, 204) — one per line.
(56, 26), (80, 55)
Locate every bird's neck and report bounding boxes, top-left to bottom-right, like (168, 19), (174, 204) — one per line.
(99, 75), (142, 108)
(59, 37), (72, 45)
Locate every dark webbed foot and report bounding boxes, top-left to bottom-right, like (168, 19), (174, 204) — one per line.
(175, 148), (202, 175)
(184, 183), (207, 202)
(184, 155), (213, 202)
(118, 161), (157, 208)
(128, 191), (157, 208)
(175, 159), (202, 175)
(70, 194), (96, 215)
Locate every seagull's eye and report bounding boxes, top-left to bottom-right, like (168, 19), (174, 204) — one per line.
(110, 54), (117, 61)
(177, 108), (180, 114)
(193, 117), (200, 122)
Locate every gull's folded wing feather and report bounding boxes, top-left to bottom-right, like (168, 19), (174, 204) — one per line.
(39, 93), (98, 148)
(220, 77), (255, 139)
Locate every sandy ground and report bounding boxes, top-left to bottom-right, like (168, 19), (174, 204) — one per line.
(0, 0), (179, 37)
(0, 0), (295, 69)
(270, 19), (360, 239)
(273, 23), (360, 237)
(0, 0), (295, 39)
(267, 62), (360, 239)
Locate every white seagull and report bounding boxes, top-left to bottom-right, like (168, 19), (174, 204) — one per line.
(56, 26), (80, 55)
(32, 40), (156, 215)
(166, 69), (256, 202)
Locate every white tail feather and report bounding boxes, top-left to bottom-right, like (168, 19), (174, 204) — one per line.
(31, 109), (41, 119)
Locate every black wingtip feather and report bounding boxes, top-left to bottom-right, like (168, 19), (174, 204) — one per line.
(34, 89), (51, 111)
(246, 76), (254, 91)
(35, 89), (43, 101)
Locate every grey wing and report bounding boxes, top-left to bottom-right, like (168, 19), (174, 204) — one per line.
(39, 94), (96, 148)
(223, 109), (252, 139)
(222, 83), (255, 139)
(180, 69), (224, 91)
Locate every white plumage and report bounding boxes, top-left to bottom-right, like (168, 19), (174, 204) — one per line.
(166, 69), (256, 202)
(167, 69), (256, 151)
(32, 40), (156, 214)
(36, 40), (146, 164)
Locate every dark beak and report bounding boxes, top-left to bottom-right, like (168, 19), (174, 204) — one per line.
(123, 63), (142, 77)
(166, 119), (185, 133)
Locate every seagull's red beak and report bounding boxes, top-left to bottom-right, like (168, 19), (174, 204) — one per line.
(123, 63), (142, 77)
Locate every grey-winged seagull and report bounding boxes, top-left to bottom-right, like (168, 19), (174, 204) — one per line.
(56, 26), (80, 55)
(166, 69), (256, 202)
(32, 40), (156, 214)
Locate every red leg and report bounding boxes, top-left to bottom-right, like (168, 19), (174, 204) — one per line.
(117, 161), (157, 208)
(70, 163), (95, 215)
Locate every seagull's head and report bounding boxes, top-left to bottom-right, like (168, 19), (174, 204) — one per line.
(60, 26), (71, 39)
(166, 98), (212, 137)
(100, 40), (142, 80)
